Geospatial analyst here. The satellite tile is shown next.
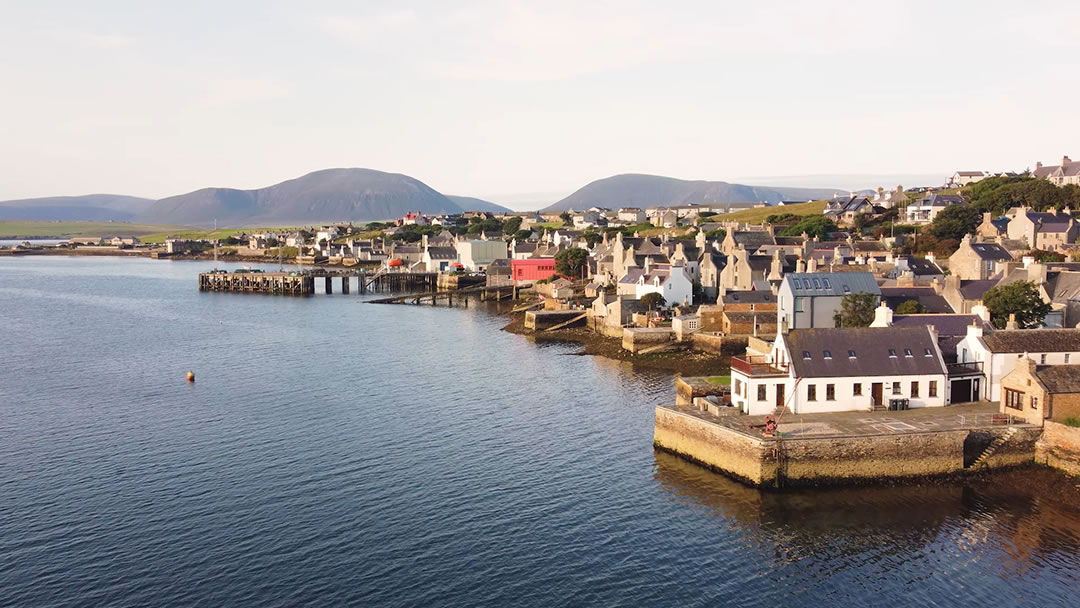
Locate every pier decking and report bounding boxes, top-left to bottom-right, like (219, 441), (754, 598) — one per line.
(197, 270), (439, 296)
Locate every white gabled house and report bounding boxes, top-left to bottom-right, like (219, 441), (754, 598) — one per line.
(954, 326), (1080, 401)
(730, 325), (949, 415)
(630, 260), (694, 307)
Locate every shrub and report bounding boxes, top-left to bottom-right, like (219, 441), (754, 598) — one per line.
(1064, 417), (1080, 428)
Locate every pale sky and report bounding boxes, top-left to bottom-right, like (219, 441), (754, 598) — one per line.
(1, 0), (1078, 204)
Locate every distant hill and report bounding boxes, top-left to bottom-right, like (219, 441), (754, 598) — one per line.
(541, 174), (846, 212)
(0, 194), (153, 221)
(139, 168), (470, 227)
(446, 195), (512, 214)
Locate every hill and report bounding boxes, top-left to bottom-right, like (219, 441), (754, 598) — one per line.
(139, 168), (469, 227)
(445, 195), (512, 214)
(542, 174), (844, 212)
(710, 199), (826, 223)
(0, 194), (153, 222)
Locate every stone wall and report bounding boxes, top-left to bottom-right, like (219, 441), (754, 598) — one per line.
(622, 328), (673, 353)
(1036, 421), (1080, 476)
(654, 406), (1042, 488)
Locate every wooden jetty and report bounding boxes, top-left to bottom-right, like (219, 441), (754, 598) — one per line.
(367, 283), (516, 305)
(198, 269), (439, 296)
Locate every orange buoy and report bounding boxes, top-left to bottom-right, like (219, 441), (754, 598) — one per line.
(186, 371), (195, 383)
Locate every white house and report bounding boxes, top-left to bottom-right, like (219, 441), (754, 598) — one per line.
(954, 326), (1080, 401)
(948, 171), (988, 187)
(777, 272), (881, 330)
(619, 260), (694, 307)
(617, 208), (646, 224)
(421, 246), (458, 272)
(730, 325), (949, 415)
(905, 194), (966, 224)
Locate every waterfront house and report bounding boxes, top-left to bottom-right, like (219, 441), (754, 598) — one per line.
(511, 258), (557, 283)
(777, 271), (881, 329)
(630, 260), (693, 307)
(456, 239), (508, 272)
(729, 325), (948, 415)
(1000, 359), (1080, 426)
(421, 246), (458, 272)
(955, 326), (1080, 401)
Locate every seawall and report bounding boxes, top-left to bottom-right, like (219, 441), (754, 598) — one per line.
(1036, 421), (1080, 476)
(653, 406), (1042, 488)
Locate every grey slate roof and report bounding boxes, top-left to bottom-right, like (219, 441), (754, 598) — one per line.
(958, 279), (997, 300)
(1036, 365), (1080, 394)
(970, 243), (1012, 261)
(784, 272), (881, 296)
(786, 327), (946, 378)
(891, 314), (991, 335)
(981, 329), (1080, 353)
(733, 231), (776, 252)
(722, 290), (775, 304)
(426, 247), (458, 260)
(880, 287), (954, 313)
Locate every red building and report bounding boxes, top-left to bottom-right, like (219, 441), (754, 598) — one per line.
(511, 259), (557, 281)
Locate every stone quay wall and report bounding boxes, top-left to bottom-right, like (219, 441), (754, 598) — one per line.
(1036, 421), (1080, 477)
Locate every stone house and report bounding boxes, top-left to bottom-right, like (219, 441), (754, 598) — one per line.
(955, 326), (1080, 401)
(1005, 207), (1079, 252)
(948, 235), (1013, 280)
(1001, 359), (1080, 426)
(729, 325), (948, 415)
(1033, 156), (1080, 186)
(976, 213), (1009, 238)
(718, 247), (778, 292)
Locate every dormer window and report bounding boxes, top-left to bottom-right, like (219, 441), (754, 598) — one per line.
(924, 348), (932, 357)
(848, 350), (856, 358)
(802, 351), (811, 359)
(812, 279), (821, 289)
(823, 350), (832, 359)
(822, 279), (831, 289)
(888, 349), (897, 358)
(843, 285), (851, 294)
(904, 348), (913, 357)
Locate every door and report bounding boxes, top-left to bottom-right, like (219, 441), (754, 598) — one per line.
(776, 384), (785, 409)
(871, 383), (883, 407)
(950, 379), (972, 404)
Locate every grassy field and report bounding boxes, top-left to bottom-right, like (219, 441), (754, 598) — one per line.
(137, 227), (302, 244)
(704, 200), (826, 224)
(0, 220), (185, 239)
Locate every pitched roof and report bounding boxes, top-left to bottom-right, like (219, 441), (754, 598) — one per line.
(981, 329), (1080, 353)
(1035, 365), (1080, 393)
(958, 279), (998, 300)
(732, 231), (776, 252)
(783, 272), (881, 296)
(1025, 211), (1073, 233)
(785, 327), (946, 378)
(880, 287), (954, 313)
(905, 257), (943, 276)
(722, 290), (775, 304)
(891, 314), (991, 335)
(426, 247), (457, 259)
(969, 242), (1012, 261)
(724, 311), (777, 323)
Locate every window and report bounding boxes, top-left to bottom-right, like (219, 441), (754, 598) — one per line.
(929, 381), (937, 397)
(853, 383), (862, 396)
(795, 297), (805, 312)
(924, 348), (932, 357)
(758, 385), (767, 401)
(822, 278), (831, 289)
(904, 348), (913, 357)
(826, 384), (835, 400)
(911, 382), (919, 398)
(1040, 354), (1047, 364)
(1032, 396), (1039, 410)
(1005, 388), (1022, 410)
(843, 285), (851, 294)
(823, 350), (832, 359)
(792, 279), (801, 288)
(735, 379), (742, 396)
(802, 351), (811, 359)
(749, 304), (755, 311)
(848, 350), (856, 358)
(1067, 354), (1072, 364)
(888, 349), (897, 358)
(807, 384), (817, 401)
(812, 279), (821, 289)
(892, 382), (901, 394)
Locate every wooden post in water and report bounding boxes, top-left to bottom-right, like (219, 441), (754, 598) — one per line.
(341, 275), (350, 294)
(324, 276), (332, 294)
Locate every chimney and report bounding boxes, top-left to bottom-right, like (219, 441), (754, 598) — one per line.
(1006, 313), (1019, 330)
(1036, 161), (1043, 170)
(769, 249), (783, 281)
(807, 257), (818, 273)
(870, 301), (894, 327)
(931, 277), (942, 293)
(1064, 155), (1072, 165)
(421, 234), (429, 250)
(1026, 261), (1047, 284)
(971, 302), (991, 322)
(796, 257), (806, 273)
(927, 323), (938, 347)
(966, 320), (984, 340)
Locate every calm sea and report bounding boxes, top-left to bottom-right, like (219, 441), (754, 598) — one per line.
(1, 256), (1078, 607)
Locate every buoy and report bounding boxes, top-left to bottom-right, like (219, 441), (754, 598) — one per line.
(186, 371), (195, 383)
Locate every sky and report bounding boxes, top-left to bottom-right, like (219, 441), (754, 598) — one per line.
(1, 0), (1078, 207)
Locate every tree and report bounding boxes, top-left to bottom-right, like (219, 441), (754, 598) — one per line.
(778, 216), (837, 239)
(513, 229), (533, 241)
(502, 216), (523, 235)
(981, 281), (1051, 329)
(641, 292), (666, 311)
(705, 228), (726, 239)
(1026, 248), (1066, 263)
(560, 211), (572, 226)
(928, 204), (981, 241)
(895, 299), (924, 314)
(583, 231), (603, 248)
(554, 247), (588, 278)
(832, 293), (878, 328)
